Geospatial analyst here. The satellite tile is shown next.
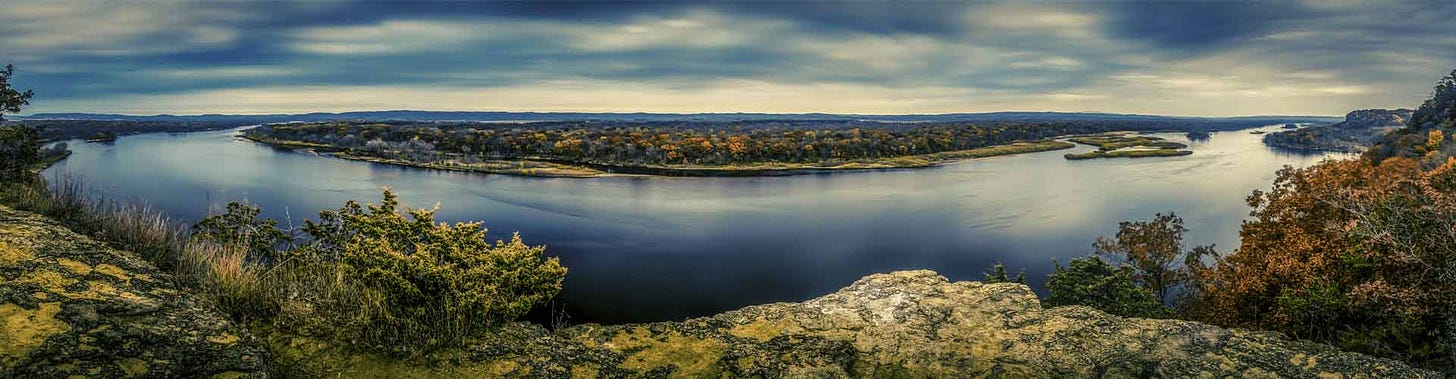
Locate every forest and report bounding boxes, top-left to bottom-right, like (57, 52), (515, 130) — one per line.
(1, 119), (253, 142)
(244, 118), (1267, 170)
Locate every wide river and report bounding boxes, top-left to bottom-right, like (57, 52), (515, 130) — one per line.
(45, 124), (1344, 324)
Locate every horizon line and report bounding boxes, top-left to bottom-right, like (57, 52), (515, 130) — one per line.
(12, 109), (1347, 119)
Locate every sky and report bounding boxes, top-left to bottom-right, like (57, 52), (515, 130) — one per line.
(2, 1), (1455, 117)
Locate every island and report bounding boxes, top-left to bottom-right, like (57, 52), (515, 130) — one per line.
(1063, 134), (1193, 160)
(241, 121), (1125, 177)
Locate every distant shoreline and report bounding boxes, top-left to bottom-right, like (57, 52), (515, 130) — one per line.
(240, 134), (1076, 178)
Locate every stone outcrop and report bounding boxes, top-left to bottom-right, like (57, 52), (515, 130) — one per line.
(1264, 109), (1415, 152)
(276, 271), (1437, 378)
(0, 205), (267, 378)
(1336, 109), (1414, 129)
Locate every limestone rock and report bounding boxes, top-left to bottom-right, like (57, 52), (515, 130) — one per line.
(0, 205), (267, 378)
(278, 270), (1437, 378)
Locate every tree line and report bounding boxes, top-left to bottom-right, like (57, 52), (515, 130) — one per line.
(246, 119), (1222, 167)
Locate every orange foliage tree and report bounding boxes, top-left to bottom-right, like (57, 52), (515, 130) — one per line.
(1188, 157), (1456, 371)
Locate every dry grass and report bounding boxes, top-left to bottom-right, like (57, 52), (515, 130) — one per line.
(0, 175), (299, 322)
(0, 176), (188, 267)
(176, 240), (280, 320)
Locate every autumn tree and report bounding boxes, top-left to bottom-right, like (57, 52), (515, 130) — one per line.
(1188, 157), (1452, 371)
(1339, 158), (1456, 371)
(1093, 212), (1213, 301)
(1373, 68), (1456, 168)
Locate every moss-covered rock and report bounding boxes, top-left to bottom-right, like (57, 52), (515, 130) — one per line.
(273, 270), (1436, 378)
(0, 205), (267, 378)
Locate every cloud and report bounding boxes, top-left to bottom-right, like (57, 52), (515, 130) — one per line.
(31, 80), (983, 115)
(290, 20), (490, 55)
(1096, 1), (1307, 54)
(5, 1), (1456, 117)
(0, 1), (253, 60)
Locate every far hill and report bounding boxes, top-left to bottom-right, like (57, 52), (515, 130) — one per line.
(1263, 109), (1413, 152)
(6, 111), (1337, 142)
(12, 110), (1337, 125)
(1370, 69), (1456, 167)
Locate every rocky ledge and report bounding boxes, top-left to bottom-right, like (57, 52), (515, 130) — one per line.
(0, 205), (267, 378)
(279, 274), (1436, 377)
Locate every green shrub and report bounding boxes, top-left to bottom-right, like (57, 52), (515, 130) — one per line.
(6, 175), (568, 356)
(1045, 256), (1173, 319)
(192, 202), (291, 261)
(296, 189), (567, 354)
(983, 262), (1025, 284)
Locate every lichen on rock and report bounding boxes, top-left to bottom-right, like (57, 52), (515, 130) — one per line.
(0, 205), (267, 378)
(272, 270), (1438, 378)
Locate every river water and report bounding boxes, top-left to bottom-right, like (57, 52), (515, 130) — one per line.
(44, 124), (1344, 323)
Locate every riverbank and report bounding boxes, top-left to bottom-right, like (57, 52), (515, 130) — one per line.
(243, 134), (1075, 178)
(1261, 138), (1364, 153)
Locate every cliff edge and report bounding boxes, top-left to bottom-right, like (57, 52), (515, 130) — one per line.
(1263, 109), (1414, 152)
(275, 274), (1436, 377)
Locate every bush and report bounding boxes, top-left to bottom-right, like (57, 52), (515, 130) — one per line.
(293, 189), (567, 354)
(1, 176), (568, 356)
(1045, 256), (1173, 319)
(983, 262), (1025, 284)
(192, 202), (291, 262)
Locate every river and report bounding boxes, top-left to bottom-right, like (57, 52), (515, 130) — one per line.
(44, 124), (1344, 324)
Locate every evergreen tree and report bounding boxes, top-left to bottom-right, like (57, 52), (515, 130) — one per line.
(0, 64), (34, 122)
(1045, 257), (1172, 319)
